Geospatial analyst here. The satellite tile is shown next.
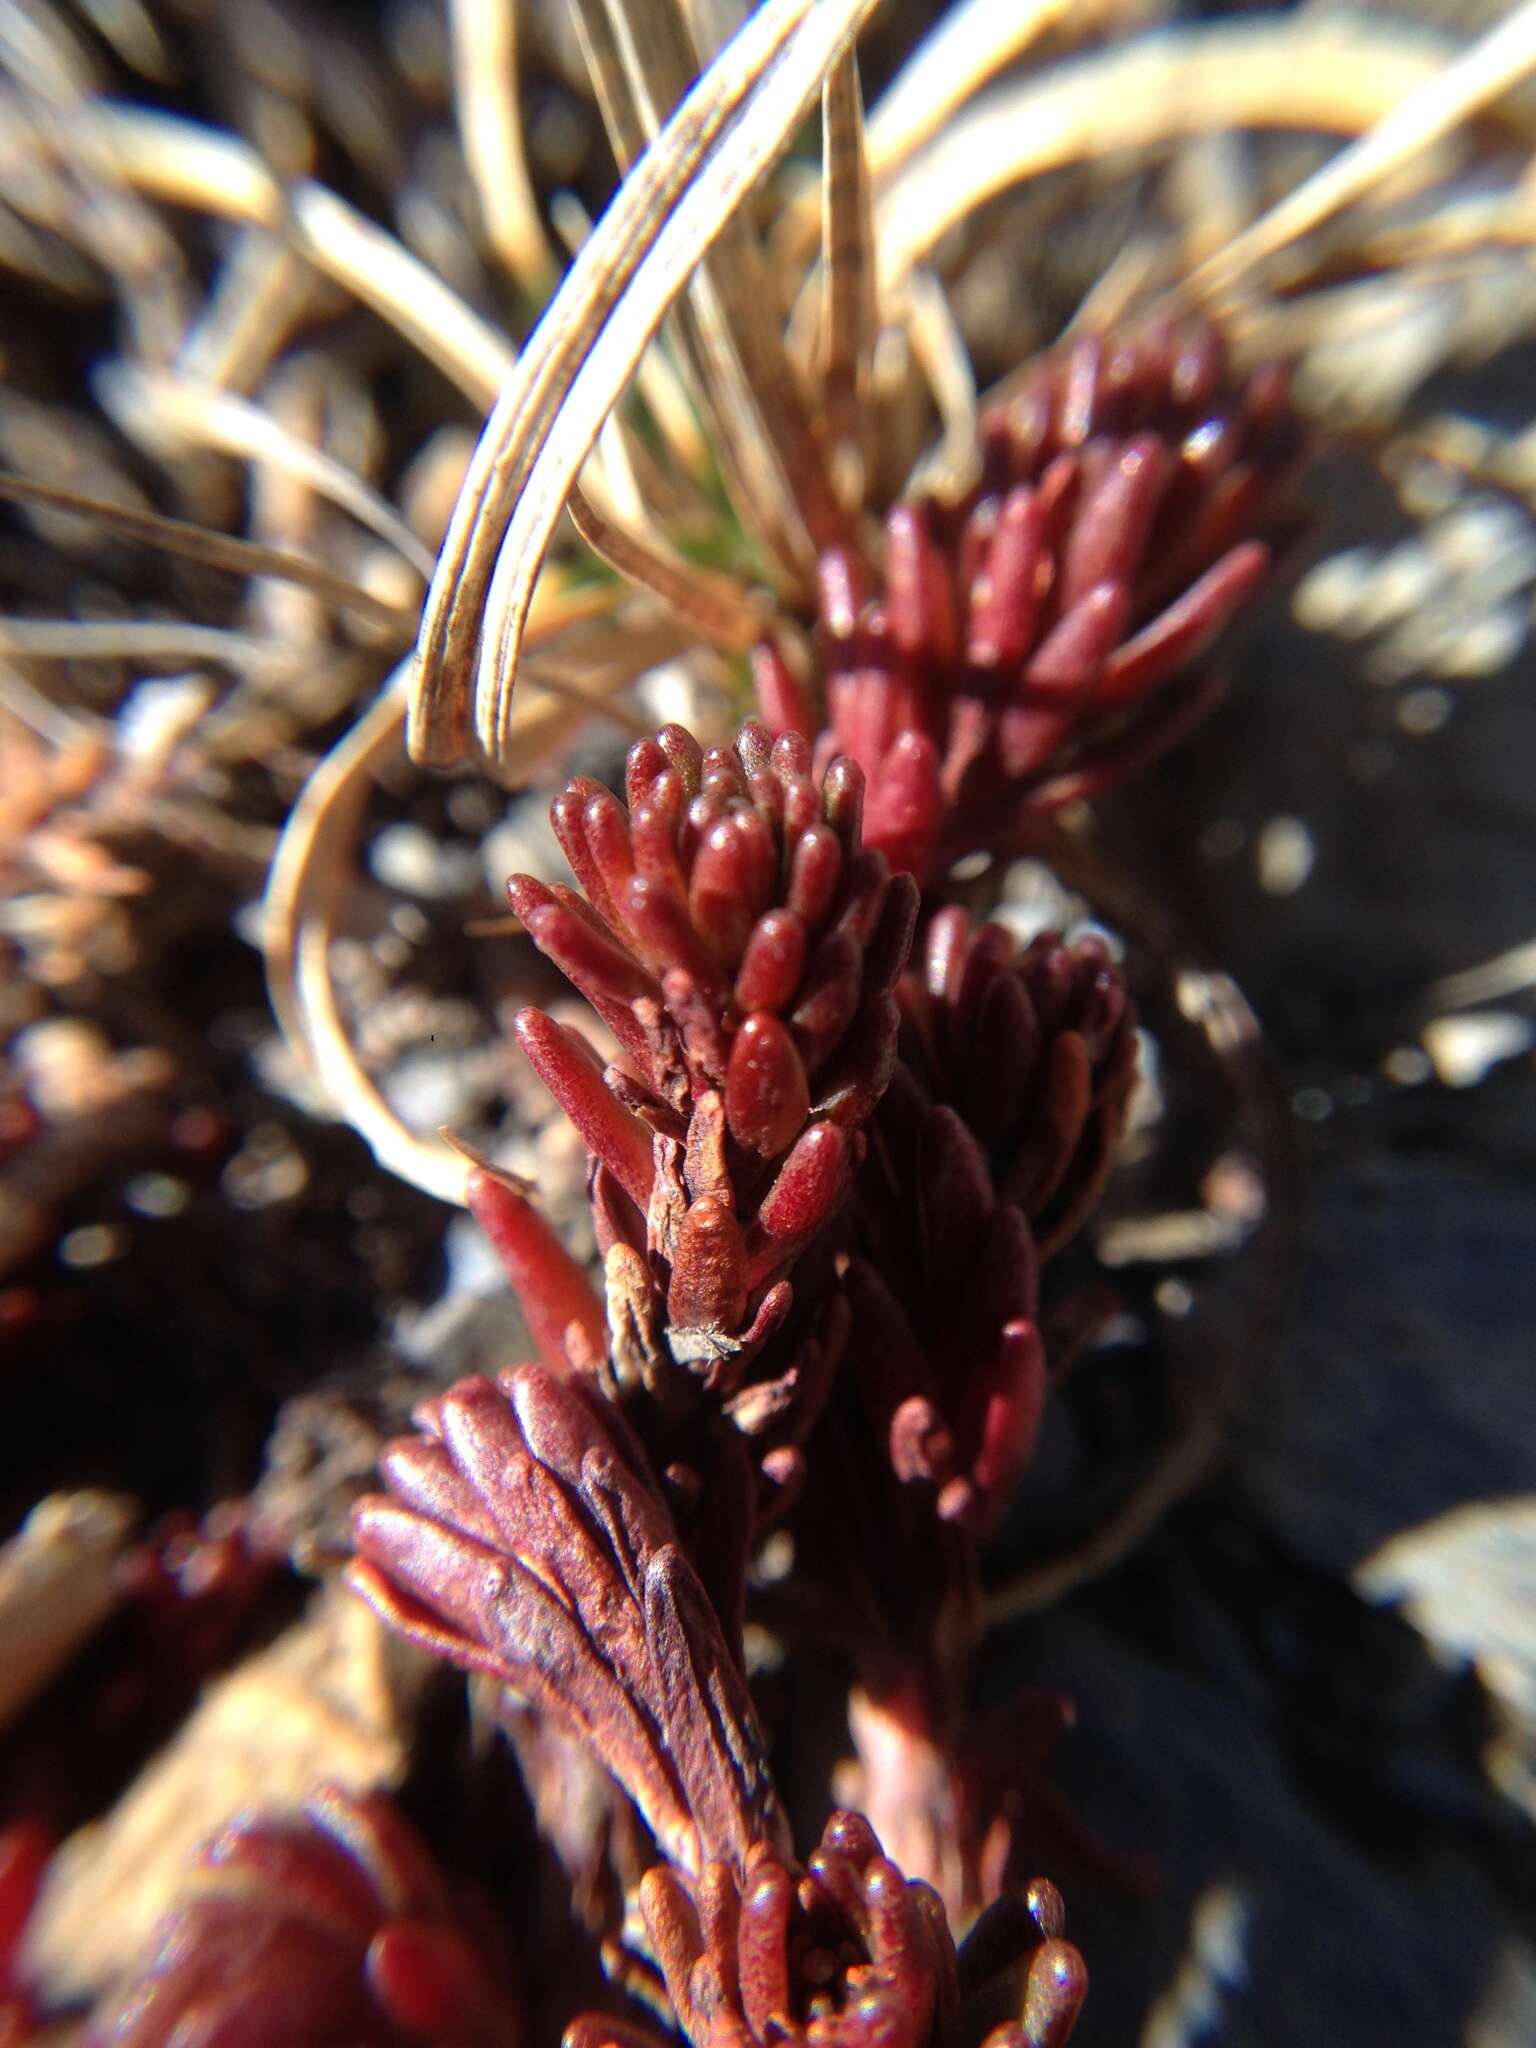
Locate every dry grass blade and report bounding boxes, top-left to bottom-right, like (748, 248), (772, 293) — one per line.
(412, 0), (876, 773)
(819, 50), (877, 468)
(0, 617), (274, 672)
(286, 181), (512, 405)
(872, 17), (1479, 293)
(87, 108), (514, 406)
(0, 472), (416, 633)
(1183, 0), (1536, 305)
(567, 1), (829, 584)
(449, 0), (557, 297)
(264, 585), (645, 1205)
(864, 0), (1073, 183)
(177, 229), (314, 394)
(97, 367), (436, 580)
(565, 481), (766, 649)
(577, 0), (850, 586)
(260, 662), (471, 1206)
(550, 190), (713, 487)
(895, 267), (977, 493)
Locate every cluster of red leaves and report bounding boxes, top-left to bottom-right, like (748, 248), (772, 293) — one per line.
(756, 318), (1302, 882)
(505, 720), (913, 1374)
(352, 1366), (1087, 2048)
(837, 914), (1141, 1550)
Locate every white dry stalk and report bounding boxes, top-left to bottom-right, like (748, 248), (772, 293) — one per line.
(1184, 0), (1536, 306)
(413, 0), (877, 775)
(449, 0), (558, 296)
(0, 471), (416, 635)
(870, 17), (1495, 295)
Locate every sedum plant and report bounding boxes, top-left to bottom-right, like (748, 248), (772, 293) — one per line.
(81, 290), (1302, 2035)
(327, 300), (1304, 2039)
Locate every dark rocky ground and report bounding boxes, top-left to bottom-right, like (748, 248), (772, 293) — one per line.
(989, 438), (1536, 2045)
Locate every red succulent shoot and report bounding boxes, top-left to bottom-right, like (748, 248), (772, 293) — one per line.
(755, 317), (1303, 882)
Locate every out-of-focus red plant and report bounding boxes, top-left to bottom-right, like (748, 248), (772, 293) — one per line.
(755, 319), (1302, 884)
(85, 1787), (518, 2048)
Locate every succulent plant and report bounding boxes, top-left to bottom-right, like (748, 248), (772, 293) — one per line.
(755, 319), (1302, 884)
(352, 1366), (1087, 2048)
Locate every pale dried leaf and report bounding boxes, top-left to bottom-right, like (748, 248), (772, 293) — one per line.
(22, 1584), (427, 2006)
(0, 1492), (134, 1732)
(411, 0), (876, 772)
(872, 18), (1481, 294)
(450, 0), (557, 294)
(1184, 0), (1536, 305)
